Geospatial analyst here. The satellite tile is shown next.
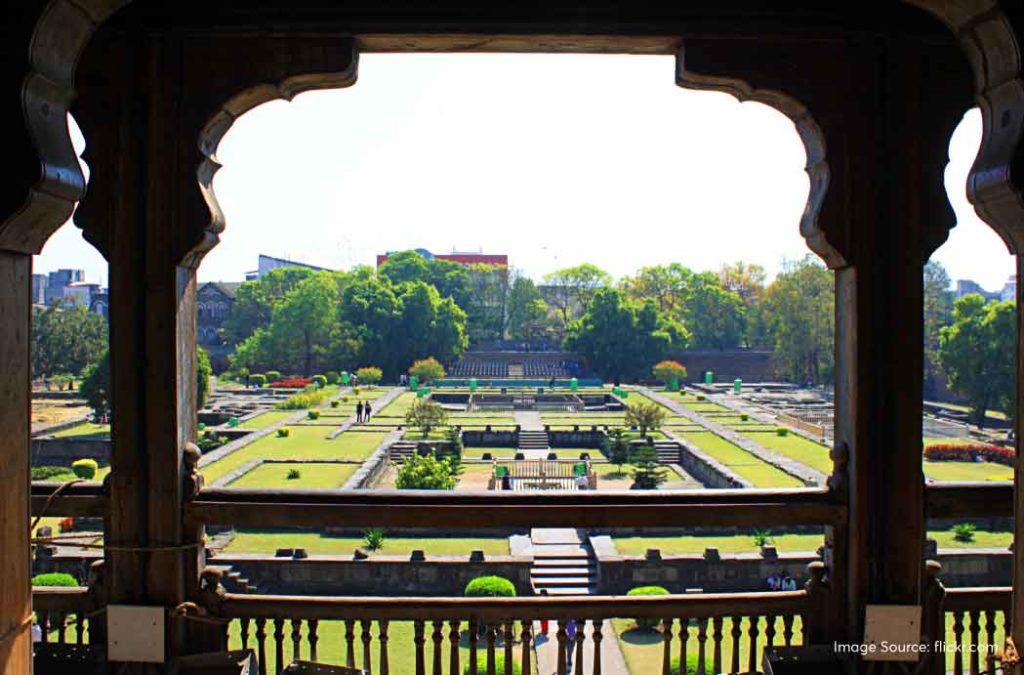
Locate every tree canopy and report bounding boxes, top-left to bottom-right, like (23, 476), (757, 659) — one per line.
(938, 293), (1015, 427)
(32, 302), (108, 379)
(762, 256), (834, 385)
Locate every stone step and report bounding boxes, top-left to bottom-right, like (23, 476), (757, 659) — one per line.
(532, 576), (593, 586)
(534, 586), (596, 596)
(531, 567), (594, 576)
(532, 557), (592, 567)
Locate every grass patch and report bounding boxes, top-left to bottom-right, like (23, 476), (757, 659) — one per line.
(224, 531), (509, 556)
(201, 428), (387, 484)
(741, 431), (832, 475)
(680, 432), (804, 488)
(235, 411), (294, 430)
(227, 462), (358, 489)
(923, 460), (1013, 482)
(49, 422), (110, 439)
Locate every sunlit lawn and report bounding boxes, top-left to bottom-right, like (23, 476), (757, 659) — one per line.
(223, 531), (510, 556)
(235, 411), (294, 430)
(226, 462), (358, 489)
(679, 432), (804, 488)
(376, 392), (418, 416)
(741, 431), (832, 475)
(227, 618), (532, 675)
(201, 428), (388, 483)
(593, 464), (689, 489)
(614, 533), (825, 555)
(923, 460), (1013, 482)
(49, 422), (110, 439)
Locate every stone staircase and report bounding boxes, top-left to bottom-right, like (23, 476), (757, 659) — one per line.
(208, 564), (259, 593)
(651, 439), (682, 464)
(529, 529), (597, 596)
(518, 430), (550, 452)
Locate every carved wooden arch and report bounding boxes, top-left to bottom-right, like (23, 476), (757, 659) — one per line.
(676, 49), (838, 268)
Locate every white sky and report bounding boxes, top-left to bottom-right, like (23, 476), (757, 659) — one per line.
(36, 53), (1014, 291)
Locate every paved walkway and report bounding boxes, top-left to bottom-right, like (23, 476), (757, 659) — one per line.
(514, 410), (545, 431)
(534, 620), (630, 675)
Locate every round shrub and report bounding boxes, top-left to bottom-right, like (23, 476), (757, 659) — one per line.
(277, 428), (290, 438)
(627, 585), (669, 630)
(32, 572), (78, 587)
(71, 458), (99, 480)
(464, 656), (521, 675)
(326, 371), (341, 385)
(775, 426), (789, 436)
(696, 394), (706, 401)
(286, 469), (301, 480)
(330, 400), (340, 408)
(464, 576), (516, 598)
(740, 413), (749, 421)
(250, 374), (266, 388)
(265, 370), (282, 382)
(312, 374), (328, 389)
(308, 409), (321, 420)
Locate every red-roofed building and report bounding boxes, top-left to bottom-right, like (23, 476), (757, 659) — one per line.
(376, 248), (508, 268)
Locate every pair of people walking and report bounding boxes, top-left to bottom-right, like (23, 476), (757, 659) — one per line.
(354, 400), (372, 423)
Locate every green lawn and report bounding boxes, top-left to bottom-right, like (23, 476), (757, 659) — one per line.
(614, 533), (825, 555)
(223, 531), (510, 556)
(679, 432), (804, 488)
(201, 428), (388, 484)
(226, 462), (358, 489)
(235, 411), (294, 430)
(376, 392), (418, 416)
(228, 619), (532, 675)
(50, 422), (110, 439)
(741, 431), (832, 475)
(923, 460), (1013, 482)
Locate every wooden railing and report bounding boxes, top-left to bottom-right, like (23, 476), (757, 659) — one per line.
(32, 586), (100, 647)
(211, 588), (810, 675)
(942, 587), (1011, 675)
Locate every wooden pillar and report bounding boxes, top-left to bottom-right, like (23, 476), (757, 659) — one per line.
(0, 251), (33, 673)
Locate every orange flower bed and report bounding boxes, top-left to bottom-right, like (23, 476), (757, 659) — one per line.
(923, 440), (1014, 466)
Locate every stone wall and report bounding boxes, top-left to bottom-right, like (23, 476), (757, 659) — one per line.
(213, 554), (533, 596)
(674, 442), (750, 489)
(462, 429), (518, 447)
(548, 429), (606, 448)
(670, 349), (775, 383)
(596, 551), (818, 594)
(32, 439), (110, 466)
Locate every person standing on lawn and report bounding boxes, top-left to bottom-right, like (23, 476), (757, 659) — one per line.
(364, 400), (372, 422)
(355, 401), (363, 424)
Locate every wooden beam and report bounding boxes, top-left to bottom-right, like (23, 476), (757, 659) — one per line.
(0, 252), (33, 672)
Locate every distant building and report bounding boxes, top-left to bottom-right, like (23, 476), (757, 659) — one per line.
(31, 274), (47, 305)
(375, 249), (508, 269)
(197, 281), (241, 372)
(954, 275), (1017, 302)
(89, 291), (109, 319)
(62, 281), (101, 308)
(245, 254), (331, 281)
(44, 268), (84, 305)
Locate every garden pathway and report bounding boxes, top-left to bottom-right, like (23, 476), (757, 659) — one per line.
(636, 386), (825, 486)
(533, 620), (630, 675)
(514, 410), (545, 431)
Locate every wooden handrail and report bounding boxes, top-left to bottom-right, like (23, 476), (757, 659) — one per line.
(942, 586), (1011, 612)
(32, 586), (94, 613)
(218, 590), (808, 622)
(31, 481), (107, 518)
(924, 483), (1012, 519)
(188, 488), (844, 528)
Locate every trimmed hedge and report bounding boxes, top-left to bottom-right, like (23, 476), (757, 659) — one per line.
(32, 573), (78, 587)
(627, 585), (669, 630)
(464, 576), (516, 598)
(924, 440), (1013, 466)
(71, 458), (99, 480)
(312, 374), (328, 388)
(32, 466), (76, 481)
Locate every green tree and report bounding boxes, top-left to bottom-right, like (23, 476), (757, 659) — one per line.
(378, 250), (431, 286)
(394, 453), (457, 490)
(762, 256), (835, 385)
(923, 260), (954, 393)
(719, 261), (768, 347)
(619, 263), (693, 313)
(505, 274), (550, 341)
(408, 357), (447, 385)
(197, 347), (213, 409)
(565, 289), (687, 382)
(604, 428), (630, 472)
(683, 272), (746, 350)
(232, 272), (339, 375)
(404, 398), (449, 438)
(543, 263), (612, 328)
(82, 347), (211, 418)
(631, 446), (668, 489)
(938, 294), (1015, 427)
(32, 302), (108, 379)
(221, 266), (319, 345)
(625, 401), (667, 437)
